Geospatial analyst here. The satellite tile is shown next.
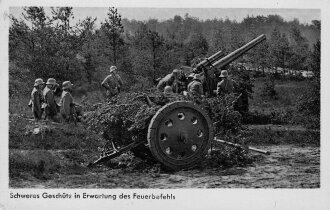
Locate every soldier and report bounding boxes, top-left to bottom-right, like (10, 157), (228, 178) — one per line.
(101, 66), (123, 99)
(204, 67), (217, 96)
(59, 81), (75, 122)
(30, 78), (45, 121)
(43, 78), (59, 121)
(216, 70), (234, 95)
(157, 70), (175, 92)
(187, 74), (204, 98)
(175, 69), (188, 93)
(164, 85), (173, 94)
(157, 69), (186, 93)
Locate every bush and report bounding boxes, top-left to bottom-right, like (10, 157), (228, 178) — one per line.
(9, 62), (34, 97)
(292, 77), (320, 129)
(261, 75), (277, 99)
(242, 108), (293, 125)
(246, 126), (320, 146)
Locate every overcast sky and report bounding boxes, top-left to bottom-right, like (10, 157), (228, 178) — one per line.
(10, 7), (320, 25)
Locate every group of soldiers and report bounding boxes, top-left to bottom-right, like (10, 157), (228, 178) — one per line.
(29, 65), (123, 122)
(29, 78), (78, 122)
(157, 68), (234, 98)
(29, 64), (236, 121)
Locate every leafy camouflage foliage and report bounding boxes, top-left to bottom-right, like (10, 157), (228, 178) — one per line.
(83, 89), (242, 147)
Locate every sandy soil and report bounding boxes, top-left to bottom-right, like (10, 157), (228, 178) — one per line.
(10, 145), (319, 188)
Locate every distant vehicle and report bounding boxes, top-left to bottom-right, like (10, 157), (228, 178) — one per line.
(276, 67), (284, 74)
(301, 71), (314, 78)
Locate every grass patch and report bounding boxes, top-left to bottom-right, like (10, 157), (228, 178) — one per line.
(9, 115), (106, 150)
(247, 77), (312, 125)
(9, 114), (107, 181)
(245, 127), (320, 146)
(250, 77), (309, 113)
(9, 149), (92, 181)
(9, 96), (32, 117)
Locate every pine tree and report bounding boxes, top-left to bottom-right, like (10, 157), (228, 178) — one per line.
(78, 16), (97, 84)
(288, 25), (310, 71)
(269, 27), (290, 73)
(100, 7), (124, 65)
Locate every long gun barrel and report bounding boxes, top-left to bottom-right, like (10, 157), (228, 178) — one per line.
(212, 34), (266, 69)
(195, 50), (225, 70)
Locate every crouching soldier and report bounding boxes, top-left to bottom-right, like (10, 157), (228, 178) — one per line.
(187, 74), (204, 98)
(59, 81), (82, 123)
(164, 85), (173, 95)
(157, 69), (186, 94)
(30, 78), (45, 121)
(43, 78), (59, 121)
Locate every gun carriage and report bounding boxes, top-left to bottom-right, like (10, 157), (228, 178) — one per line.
(89, 34), (268, 170)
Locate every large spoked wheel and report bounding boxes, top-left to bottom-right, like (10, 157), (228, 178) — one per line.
(147, 101), (214, 170)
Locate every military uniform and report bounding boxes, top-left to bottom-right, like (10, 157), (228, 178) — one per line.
(202, 68), (217, 96)
(216, 79), (234, 95)
(58, 81), (76, 122)
(43, 86), (58, 120)
(216, 70), (234, 95)
(31, 87), (44, 120)
(188, 79), (204, 97)
(59, 90), (73, 121)
(102, 73), (123, 98)
(102, 66), (123, 99)
(157, 73), (174, 92)
(157, 69), (186, 93)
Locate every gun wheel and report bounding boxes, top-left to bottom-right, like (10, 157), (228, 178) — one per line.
(147, 101), (213, 170)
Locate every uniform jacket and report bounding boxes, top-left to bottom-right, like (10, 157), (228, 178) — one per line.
(59, 90), (73, 120)
(31, 87), (44, 120)
(188, 80), (204, 97)
(157, 73), (185, 93)
(157, 74), (174, 91)
(102, 73), (123, 95)
(43, 86), (58, 117)
(216, 78), (234, 95)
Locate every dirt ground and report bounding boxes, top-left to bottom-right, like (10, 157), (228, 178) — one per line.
(10, 144), (319, 188)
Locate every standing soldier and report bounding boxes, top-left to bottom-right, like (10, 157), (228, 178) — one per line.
(30, 78), (45, 121)
(187, 74), (204, 98)
(101, 66), (123, 99)
(59, 81), (74, 122)
(204, 67), (217, 96)
(216, 70), (234, 95)
(43, 78), (59, 121)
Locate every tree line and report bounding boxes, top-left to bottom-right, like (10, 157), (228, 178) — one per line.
(9, 7), (321, 96)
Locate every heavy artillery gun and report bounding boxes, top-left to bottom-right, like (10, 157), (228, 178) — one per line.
(190, 34), (266, 95)
(89, 34), (268, 170)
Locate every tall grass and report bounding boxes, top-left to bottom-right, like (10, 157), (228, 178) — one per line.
(250, 77), (310, 113)
(9, 96), (32, 117)
(9, 114), (107, 181)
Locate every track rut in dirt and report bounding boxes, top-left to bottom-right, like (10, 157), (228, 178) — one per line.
(10, 145), (319, 188)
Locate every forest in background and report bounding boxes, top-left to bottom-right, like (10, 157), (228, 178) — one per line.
(9, 7), (320, 97)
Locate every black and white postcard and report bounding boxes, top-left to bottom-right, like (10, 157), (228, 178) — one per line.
(1, 0), (329, 209)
